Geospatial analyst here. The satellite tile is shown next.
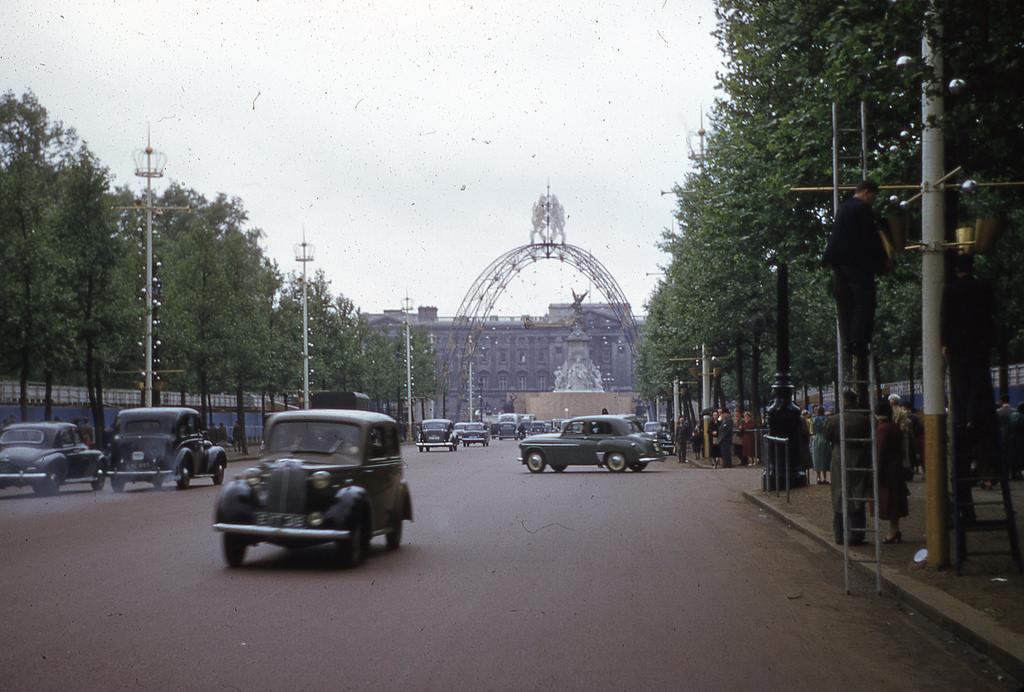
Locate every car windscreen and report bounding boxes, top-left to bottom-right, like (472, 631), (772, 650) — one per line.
(422, 422), (448, 430)
(266, 421), (361, 458)
(0, 428), (45, 445)
(644, 423), (662, 432)
(465, 423), (485, 431)
(120, 419), (167, 434)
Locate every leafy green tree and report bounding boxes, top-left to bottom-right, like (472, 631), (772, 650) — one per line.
(0, 91), (78, 419)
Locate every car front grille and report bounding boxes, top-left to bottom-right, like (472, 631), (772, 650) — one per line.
(265, 463), (308, 514)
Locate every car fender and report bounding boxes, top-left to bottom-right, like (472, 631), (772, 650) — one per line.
(596, 439), (638, 464)
(174, 447), (193, 476)
(326, 485), (370, 531)
(397, 480), (413, 522)
(39, 453), (68, 480)
(215, 479), (259, 524)
(203, 444), (228, 474)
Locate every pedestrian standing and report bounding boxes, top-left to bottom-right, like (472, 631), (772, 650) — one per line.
(874, 400), (909, 544)
(811, 405), (831, 485)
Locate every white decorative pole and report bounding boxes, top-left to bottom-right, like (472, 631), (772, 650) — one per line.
(132, 134), (167, 408)
(294, 233), (315, 409)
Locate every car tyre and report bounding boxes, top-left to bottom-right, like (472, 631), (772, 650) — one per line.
(90, 472), (106, 491)
(605, 452), (628, 472)
(386, 515), (403, 551)
(212, 460), (225, 485)
(525, 450), (547, 473)
(176, 462), (192, 490)
(223, 534), (247, 567)
(628, 463), (648, 472)
(338, 522), (367, 568)
(111, 477), (126, 493)
(551, 464), (566, 473)
(33, 470), (62, 496)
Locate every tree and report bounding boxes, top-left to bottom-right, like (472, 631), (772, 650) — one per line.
(0, 91), (78, 419)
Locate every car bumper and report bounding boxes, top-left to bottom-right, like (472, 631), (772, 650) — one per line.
(213, 522), (352, 541)
(419, 441), (454, 448)
(0, 471), (47, 481)
(108, 468), (175, 479)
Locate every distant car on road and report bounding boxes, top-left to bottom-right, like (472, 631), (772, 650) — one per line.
(213, 409), (412, 567)
(518, 415), (664, 473)
(417, 419), (458, 452)
(456, 421), (491, 447)
(496, 413), (520, 440)
(0, 422), (107, 494)
(108, 407), (228, 492)
(643, 421), (675, 456)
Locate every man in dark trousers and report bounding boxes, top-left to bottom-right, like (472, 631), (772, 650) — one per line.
(942, 252), (998, 519)
(823, 180), (889, 362)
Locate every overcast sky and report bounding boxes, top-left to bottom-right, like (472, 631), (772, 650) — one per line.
(4, 1), (720, 317)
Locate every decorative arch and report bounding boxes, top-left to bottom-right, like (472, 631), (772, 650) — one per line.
(439, 242), (641, 418)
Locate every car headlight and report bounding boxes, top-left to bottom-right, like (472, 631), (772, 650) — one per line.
(311, 470), (331, 490)
(309, 511), (325, 527)
(244, 467), (263, 486)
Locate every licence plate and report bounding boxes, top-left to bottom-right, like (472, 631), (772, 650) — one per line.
(132, 451), (145, 461)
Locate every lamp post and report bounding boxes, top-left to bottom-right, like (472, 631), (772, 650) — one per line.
(132, 138), (167, 408)
(403, 296), (414, 441)
(294, 234), (315, 409)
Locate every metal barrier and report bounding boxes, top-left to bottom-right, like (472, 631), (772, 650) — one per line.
(763, 434), (791, 502)
(0, 380), (258, 410)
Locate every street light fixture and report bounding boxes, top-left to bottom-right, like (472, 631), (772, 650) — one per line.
(294, 233), (315, 409)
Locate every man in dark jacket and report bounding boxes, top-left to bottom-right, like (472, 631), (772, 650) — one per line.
(823, 180), (889, 358)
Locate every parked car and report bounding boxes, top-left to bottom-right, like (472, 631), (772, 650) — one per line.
(213, 409), (412, 567)
(108, 407), (228, 492)
(0, 422), (107, 494)
(518, 414), (664, 473)
(417, 419), (458, 452)
(457, 421), (491, 447)
(643, 421), (675, 456)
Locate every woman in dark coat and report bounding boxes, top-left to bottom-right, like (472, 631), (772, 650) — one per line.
(875, 400), (909, 543)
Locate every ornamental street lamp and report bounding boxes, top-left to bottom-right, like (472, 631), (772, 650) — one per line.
(403, 296), (414, 441)
(294, 234), (315, 409)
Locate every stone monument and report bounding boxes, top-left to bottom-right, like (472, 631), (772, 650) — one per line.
(553, 290), (604, 392)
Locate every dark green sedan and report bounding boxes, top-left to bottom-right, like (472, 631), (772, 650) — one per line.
(518, 415), (665, 473)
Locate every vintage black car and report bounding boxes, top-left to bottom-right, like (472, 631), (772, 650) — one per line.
(0, 422), (107, 494)
(108, 407), (228, 492)
(643, 421), (675, 456)
(456, 421), (491, 447)
(518, 414), (664, 473)
(213, 409), (412, 568)
(417, 418), (458, 452)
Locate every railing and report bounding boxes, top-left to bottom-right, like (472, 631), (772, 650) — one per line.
(0, 381), (258, 410)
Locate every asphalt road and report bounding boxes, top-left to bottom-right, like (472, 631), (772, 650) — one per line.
(0, 441), (1015, 690)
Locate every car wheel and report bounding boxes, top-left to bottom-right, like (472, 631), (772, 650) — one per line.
(628, 463), (648, 472)
(111, 477), (126, 493)
(605, 452), (628, 472)
(338, 522), (366, 568)
(212, 460), (225, 485)
(33, 470), (62, 496)
(525, 451), (546, 473)
(90, 473), (106, 491)
(551, 465), (566, 473)
(418, 446), (424, 453)
(152, 473), (164, 489)
(223, 534), (247, 567)
(385, 515), (403, 551)
(176, 462), (192, 490)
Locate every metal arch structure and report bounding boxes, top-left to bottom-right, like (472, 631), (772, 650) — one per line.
(439, 242), (641, 418)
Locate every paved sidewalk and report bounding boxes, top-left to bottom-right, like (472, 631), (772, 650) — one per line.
(676, 454), (1024, 683)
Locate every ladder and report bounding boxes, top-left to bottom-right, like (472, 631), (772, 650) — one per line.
(949, 397), (1023, 575)
(836, 325), (882, 594)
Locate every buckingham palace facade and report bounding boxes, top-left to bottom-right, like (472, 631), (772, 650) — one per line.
(365, 303), (640, 420)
